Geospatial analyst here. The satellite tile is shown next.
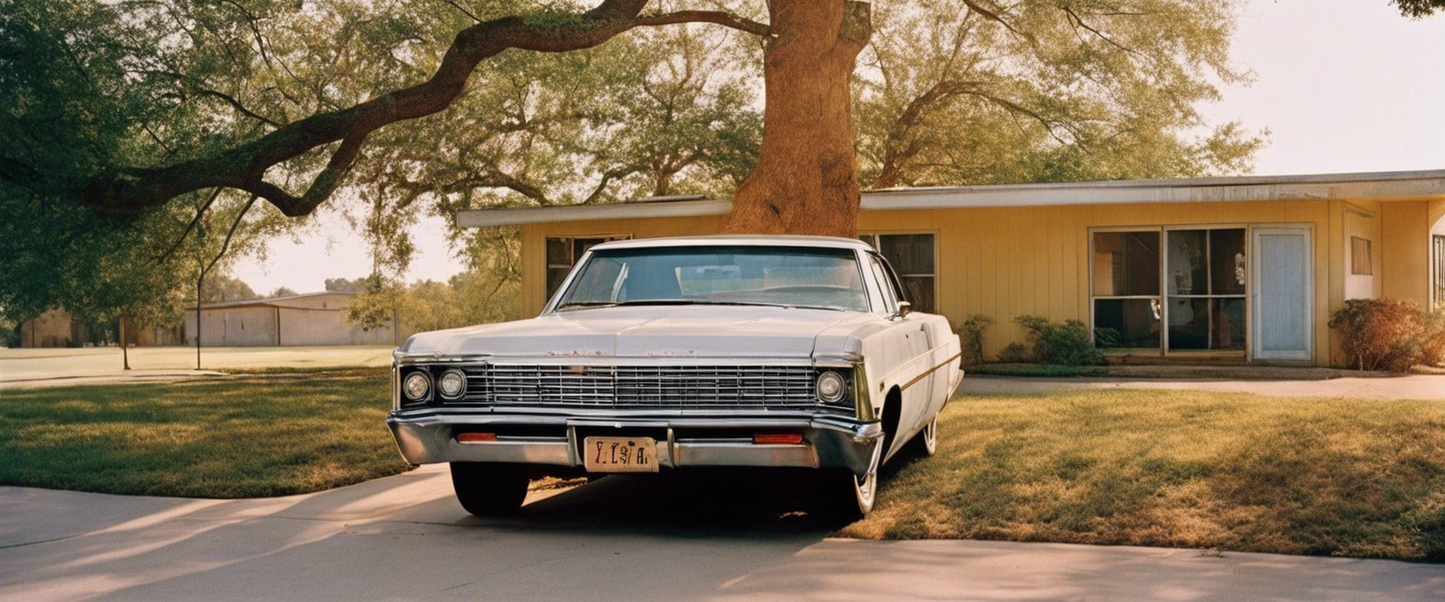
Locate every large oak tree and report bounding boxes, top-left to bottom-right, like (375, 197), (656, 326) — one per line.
(2, 0), (1260, 327)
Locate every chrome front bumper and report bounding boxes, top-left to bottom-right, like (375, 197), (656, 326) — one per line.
(387, 410), (883, 476)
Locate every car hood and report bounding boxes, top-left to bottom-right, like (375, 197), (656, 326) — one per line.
(399, 305), (872, 359)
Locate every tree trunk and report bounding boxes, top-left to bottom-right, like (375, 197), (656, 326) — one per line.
(119, 314), (130, 371)
(718, 1), (871, 238)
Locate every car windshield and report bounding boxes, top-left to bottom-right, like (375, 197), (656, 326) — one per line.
(553, 245), (870, 312)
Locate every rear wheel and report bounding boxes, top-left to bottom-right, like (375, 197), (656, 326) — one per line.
(910, 415), (938, 457)
(450, 462), (529, 516)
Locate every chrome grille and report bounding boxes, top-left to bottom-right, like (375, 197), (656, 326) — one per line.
(456, 364), (818, 409)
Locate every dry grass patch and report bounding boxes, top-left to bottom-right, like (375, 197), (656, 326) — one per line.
(846, 389), (1445, 562)
(0, 368), (410, 498)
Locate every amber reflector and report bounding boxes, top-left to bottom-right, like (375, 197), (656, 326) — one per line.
(753, 433), (804, 445)
(456, 432), (497, 443)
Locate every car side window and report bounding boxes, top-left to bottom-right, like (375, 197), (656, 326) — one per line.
(874, 254), (909, 308)
(868, 254), (898, 314)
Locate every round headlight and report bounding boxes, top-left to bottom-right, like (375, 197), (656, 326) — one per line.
(817, 371), (846, 403)
(438, 370), (466, 399)
(403, 371), (431, 401)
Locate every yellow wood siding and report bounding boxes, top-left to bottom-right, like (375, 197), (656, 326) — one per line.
(517, 197), (1443, 366)
(1381, 201), (1431, 308)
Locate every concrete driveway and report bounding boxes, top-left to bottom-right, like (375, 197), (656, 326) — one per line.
(3, 464), (1441, 601)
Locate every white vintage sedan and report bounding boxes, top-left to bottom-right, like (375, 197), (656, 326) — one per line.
(387, 235), (963, 519)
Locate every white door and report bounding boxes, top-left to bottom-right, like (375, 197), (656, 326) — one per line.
(1252, 227), (1313, 361)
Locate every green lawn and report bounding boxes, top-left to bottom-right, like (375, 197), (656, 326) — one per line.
(4, 372), (1443, 562)
(847, 389), (1445, 562)
(0, 369), (410, 498)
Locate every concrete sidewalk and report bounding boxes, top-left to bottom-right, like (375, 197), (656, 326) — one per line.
(0, 346), (394, 389)
(2, 465), (1441, 601)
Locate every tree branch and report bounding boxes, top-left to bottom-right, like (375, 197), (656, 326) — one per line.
(960, 0), (1033, 42)
(154, 187), (223, 263)
(634, 10), (771, 37)
(81, 0), (655, 216)
(194, 88), (282, 127)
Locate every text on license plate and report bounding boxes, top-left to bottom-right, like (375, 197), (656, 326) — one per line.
(583, 437), (659, 473)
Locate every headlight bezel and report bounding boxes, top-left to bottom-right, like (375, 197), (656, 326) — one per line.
(815, 369), (849, 405)
(403, 370), (432, 402)
(437, 369), (467, 399)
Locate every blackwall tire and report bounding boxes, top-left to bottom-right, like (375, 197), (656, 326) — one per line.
(819, 438), (883, 522)
(450, 462), (529, 516)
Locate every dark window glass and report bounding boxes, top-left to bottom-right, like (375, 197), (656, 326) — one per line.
(1093, 232), (1160, 296)
(1212, 298), (1247, 350)
(1210, 229), (1247, 295)
(546, 238), (568, 267)
(867, 233), (936, 313)
(880, 234), (935, 275)
(1094, 299), (1161, 349)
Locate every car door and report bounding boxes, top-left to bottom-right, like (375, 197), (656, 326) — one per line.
(863, 252), (934, 459)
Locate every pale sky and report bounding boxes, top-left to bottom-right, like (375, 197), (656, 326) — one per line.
(231, 0), (1445, 295)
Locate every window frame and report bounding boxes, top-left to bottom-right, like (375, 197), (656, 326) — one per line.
(1433, 234), (1445, 312)
(1089, 224), (1250, 356)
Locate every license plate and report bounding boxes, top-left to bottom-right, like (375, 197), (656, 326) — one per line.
(583, 437), (659, 473)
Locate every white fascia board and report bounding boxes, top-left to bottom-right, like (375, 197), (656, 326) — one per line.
(454, 170), (1445, 227)
(861, 170), (1445, 210)
(457, 199), (733, 228)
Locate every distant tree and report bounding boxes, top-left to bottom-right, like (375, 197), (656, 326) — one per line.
(1393, 0), (1445, 17)
(344, 273), (402, 332)
(324, 278), (366, 293)
(200, 275), (259, 304)
(269, 287), (299, 298)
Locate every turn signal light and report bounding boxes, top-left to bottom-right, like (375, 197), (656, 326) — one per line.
(456, 432), (497, 443)
(753, 433), (804, 445)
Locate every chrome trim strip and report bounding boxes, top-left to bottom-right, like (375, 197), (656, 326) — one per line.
(900, 351), (963, 392)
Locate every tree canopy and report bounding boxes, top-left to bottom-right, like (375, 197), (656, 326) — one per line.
(2, 0), (1262, 325)
(1393, 0), (1445, 18)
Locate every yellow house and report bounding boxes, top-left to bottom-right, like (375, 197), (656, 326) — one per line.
(459, 170), (1445, 367)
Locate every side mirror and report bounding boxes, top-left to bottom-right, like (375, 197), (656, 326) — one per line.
(893, 301), (912, 319)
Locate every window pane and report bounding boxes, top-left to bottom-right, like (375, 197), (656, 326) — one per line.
(1213, 298), (1246, 350)
(1093, 232), (1160, 296)
(1351, 237), (1373, 275)
(1166, 230), (1208, 295)
(1167, 297), (1209, 350)
(880, 234), (934, 275)
(546, 238), (569, 266)
(546, 267), (570, 298)
(1210, 229), (1247, 295)
(901, 276), (935, 314)
(1094, 299), (1161, 349)
(1167, 297), (1247, 351)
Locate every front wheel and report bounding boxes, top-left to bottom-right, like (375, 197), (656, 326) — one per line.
(818, 438), (884, 522)
(450, 462), (529, 516)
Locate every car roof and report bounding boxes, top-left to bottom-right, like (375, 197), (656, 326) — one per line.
(588, 234), (874, 252)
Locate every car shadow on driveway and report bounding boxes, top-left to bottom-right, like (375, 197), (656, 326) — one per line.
(480, 469), (844, 540)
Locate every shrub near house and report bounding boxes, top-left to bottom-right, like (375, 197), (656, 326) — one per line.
(1329, 299), (1445, 371)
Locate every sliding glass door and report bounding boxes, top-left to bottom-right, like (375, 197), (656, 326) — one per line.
(1093, 227), (1249, 356)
